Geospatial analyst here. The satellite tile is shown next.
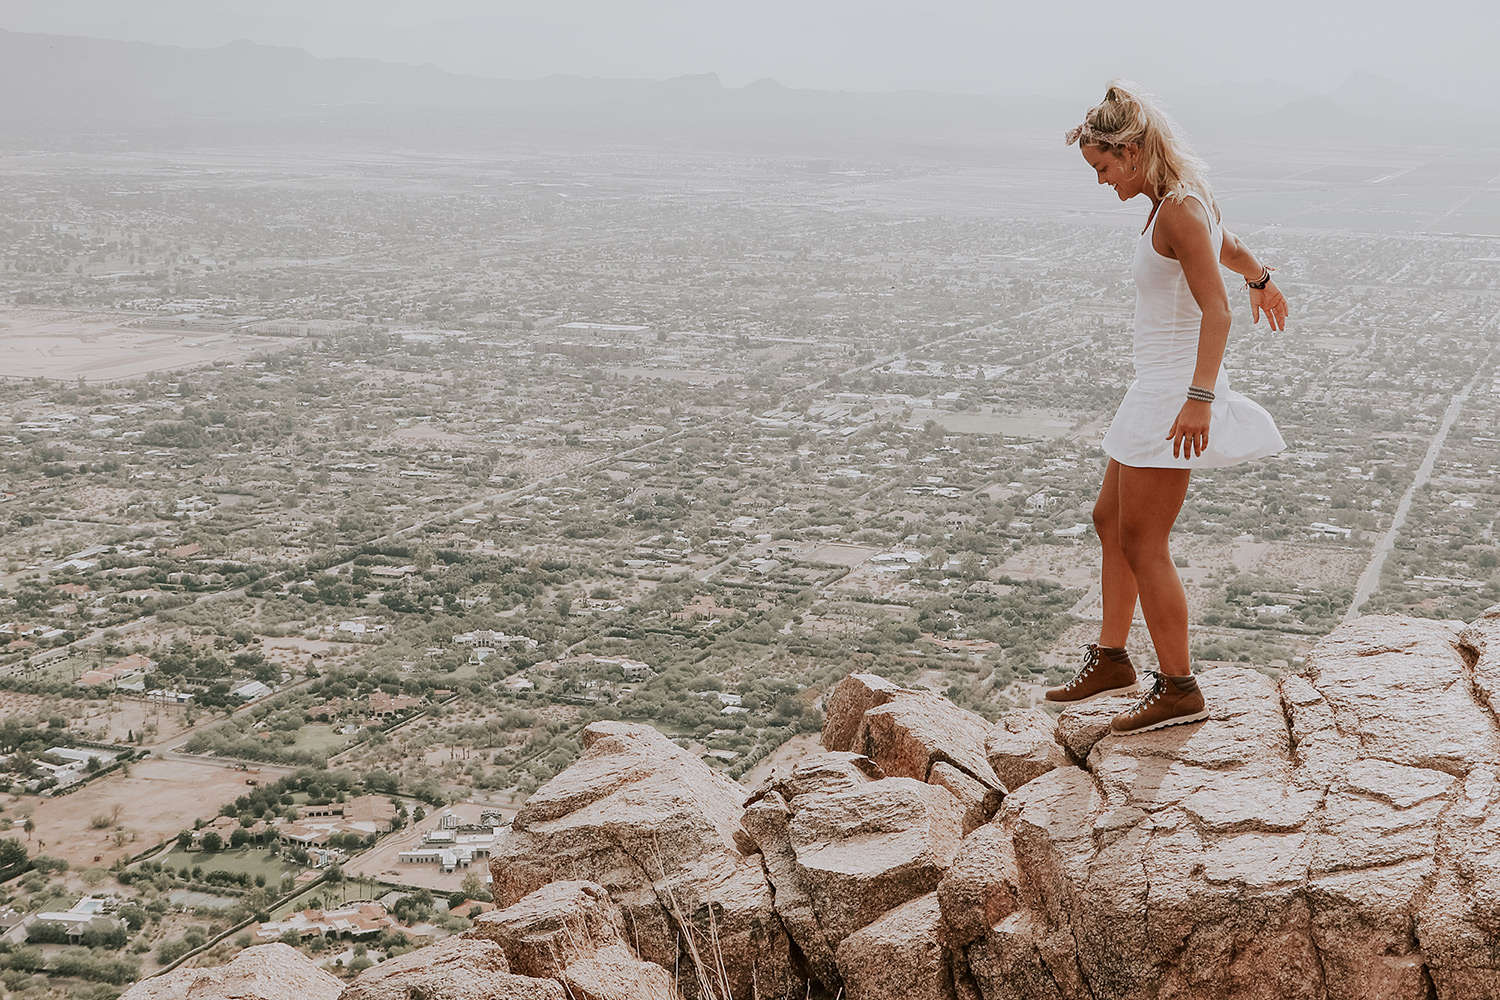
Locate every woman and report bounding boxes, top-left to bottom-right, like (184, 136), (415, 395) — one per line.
(1044, 81), (1288, 735)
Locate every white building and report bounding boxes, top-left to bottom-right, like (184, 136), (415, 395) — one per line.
(397, 810), (507, 873)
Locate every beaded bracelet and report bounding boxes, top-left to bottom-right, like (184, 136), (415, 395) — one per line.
(1186, 385), (1216, 402)
(1246, 266), (1275, 290)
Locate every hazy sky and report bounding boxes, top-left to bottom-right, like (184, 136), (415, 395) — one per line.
(2, 0), (1494, 104)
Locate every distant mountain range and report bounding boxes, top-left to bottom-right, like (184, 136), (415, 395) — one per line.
(0, 30), (1479, 152)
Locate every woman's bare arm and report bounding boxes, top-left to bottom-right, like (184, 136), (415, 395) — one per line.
(1156, 196), (1231, 458)
(1221, 229), (1289, 331)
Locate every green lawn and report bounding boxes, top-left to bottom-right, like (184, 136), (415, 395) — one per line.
(288, 723), (353, 755)
(158, 845), (300, 884)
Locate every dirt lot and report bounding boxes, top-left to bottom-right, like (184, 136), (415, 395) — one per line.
(0, 690), (193, 747)
(996, 543), (1098, 588)
(1, 757), (276, 868)
(828, 564), (921, 600)
(740, 732), (821, 787)
(0, 307), (290, 382)
(1248, 541), (1368, 590)
(258, 635), (363, 673)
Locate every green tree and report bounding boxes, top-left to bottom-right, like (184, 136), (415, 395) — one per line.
(0, 838), (27, 871)
(459, 871), (490, 903)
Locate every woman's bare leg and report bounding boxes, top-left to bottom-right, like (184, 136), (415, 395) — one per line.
(1115, 465), (1193, 676)
(1092, 460), (1138, 647)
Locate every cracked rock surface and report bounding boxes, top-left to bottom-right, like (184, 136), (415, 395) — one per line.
(338, 936), (563, 1000)
(946, 613), (1500, 1000)
(119, 943), (343, 1000)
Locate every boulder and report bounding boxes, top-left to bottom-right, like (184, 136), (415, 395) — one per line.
(836, 893), (955, 1000)
(855, 691), (1003, 792)
(294, 607), (1500, 1000)
(739, 756), (967, 995)
(467, 880), (624, 979)
(934, 823), (1022, 948)
(339, 937), (563, 1000)
(490, 721), (795, 998)
(740, 790), (840, 992)
(462, 883), (678, 999)
(985, 708), (1071, 792)
(1306, 615), (1494, 776)
(822, 673), (1003, 825)
(823, 673), (906, 752)
(929, 760), (1002, 834)
(746, 750), (884, 803)
(559, 943), (677, 1000)
(120, 944), (342, 1000)
(1051, 702), (1114, 762)
(787, 775), (965, 947)
(1459, 603), (1500, 721)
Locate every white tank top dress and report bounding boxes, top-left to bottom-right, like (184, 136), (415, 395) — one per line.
(1100, 190), (1286, 469)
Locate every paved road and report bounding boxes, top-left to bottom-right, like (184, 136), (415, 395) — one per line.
(1344, 370), (1482, 623)
(159, 750), (299, 777)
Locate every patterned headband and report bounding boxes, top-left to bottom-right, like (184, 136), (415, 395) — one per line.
(1064, 121), (1132, 147)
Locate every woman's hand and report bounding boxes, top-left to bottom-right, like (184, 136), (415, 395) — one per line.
(1250, 279), (1288, 331)
(1167, 399), (1213, 459)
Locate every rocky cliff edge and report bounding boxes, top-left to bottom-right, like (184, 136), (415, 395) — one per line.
(123, 607), (1500, 1000)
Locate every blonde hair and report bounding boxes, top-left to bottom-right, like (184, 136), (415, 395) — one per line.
(1067, 80), (1213, 208)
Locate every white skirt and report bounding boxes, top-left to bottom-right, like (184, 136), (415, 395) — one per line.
(1102, 379), (1285, 469)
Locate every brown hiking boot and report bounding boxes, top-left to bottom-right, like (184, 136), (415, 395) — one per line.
(1044, 644), (1139, 705)
(1110, 673), (1210, 735)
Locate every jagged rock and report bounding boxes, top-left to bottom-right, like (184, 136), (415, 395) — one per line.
(823, 672), (906, 752)
(856, 691), (1003, 792)
(468, 880), (623, 979)
(746, 750), (885, 804)
(788, 775), (965, 947)
(1458, 603), (1500, 719)
(317, 608), (1500, 1000)
(928, 760), (1000, 833)
(339, 937), (563, 1000)
(462, 883), (675, 999)
(120, 943), (342, 1000)
(1307, 615), (1494, 775)
(934, 824), (1022, 948)
(951, 614), (1500, 1000)
(985, 708), (1070, 792)
(836, 893), (955, 1000)
(1051, 701), (1114, 762)
(741, 789), (841, 992)
(559, 942), (677, 1000)
(822, 672), (1003, 829)
(490, 721), (796, 999)
(740, 752), (972, 992)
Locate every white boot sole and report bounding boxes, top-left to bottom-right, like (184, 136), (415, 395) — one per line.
(1045, 683), (1140, 706)
(1110, 707), (1210, 735)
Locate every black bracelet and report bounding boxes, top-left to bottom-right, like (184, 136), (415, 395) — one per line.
(1186, 385), (1216, 402)
(1246, 266), (1274, 290)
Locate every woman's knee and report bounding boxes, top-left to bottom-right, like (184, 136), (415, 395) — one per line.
(1118, 523), (1168, 570)
(1091, 499), (1117, 540)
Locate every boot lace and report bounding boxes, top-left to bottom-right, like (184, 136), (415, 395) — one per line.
(1123, 672), (1165, 716)
(1062, 644), (1102, 692)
